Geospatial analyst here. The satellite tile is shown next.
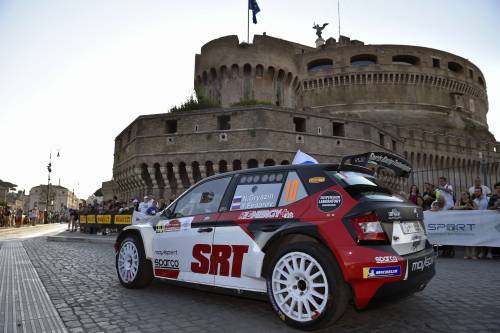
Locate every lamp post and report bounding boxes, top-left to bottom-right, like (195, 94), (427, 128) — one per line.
(45, 152), (52, 224)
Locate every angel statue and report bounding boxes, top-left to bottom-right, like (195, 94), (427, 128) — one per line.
(312, 22), (329, 39)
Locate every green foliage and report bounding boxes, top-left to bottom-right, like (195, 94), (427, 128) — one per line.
(230, 99), (273, 107)
(94, 188), (103, 197)
(170, 89), (220, 112)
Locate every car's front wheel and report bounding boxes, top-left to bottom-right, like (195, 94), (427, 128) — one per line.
(266, 242), (349, 330)
(116, 235), (153, 288)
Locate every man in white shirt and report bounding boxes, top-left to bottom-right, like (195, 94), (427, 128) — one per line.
(472, 187), (488, 210)
(139, 195), (150, 214)
(437, 176), (454, 210)
(468, 177), (491, 197)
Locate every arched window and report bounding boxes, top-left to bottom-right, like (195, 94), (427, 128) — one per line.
(392, 55), (419, 66)
(307, 58), (334, 71)
(232, 160), (242, 171)
(264, 159), (275, 167)
(205, 161), (215, 177)
(247, 159), (258, 169)
(243, 63), (252, 77)
(448, 61), (463, 73)
(280, 160), (290, 165)
(218, 160), (228, 173)
(350, 54), (377, 66)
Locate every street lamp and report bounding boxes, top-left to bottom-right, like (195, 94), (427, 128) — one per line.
(44, 150), (60, 223)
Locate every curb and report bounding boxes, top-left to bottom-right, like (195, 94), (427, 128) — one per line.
(46, 235), (115, 244)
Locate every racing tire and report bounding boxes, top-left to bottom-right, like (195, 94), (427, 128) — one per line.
(116, 235), (153, 289)
(266, 242), (350, 330)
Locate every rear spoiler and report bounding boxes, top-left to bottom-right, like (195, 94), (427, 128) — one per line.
(339, 152), (412, 178)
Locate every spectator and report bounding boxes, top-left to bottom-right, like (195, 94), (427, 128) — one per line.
(468, 177), (491, 197)
(472, 186), (488, 210)
(472, 186), (493, 259)
(430, 196), (446, 211)
(453, 191), (478, 259)
(422, 183), (436, 210)
(146, 200), (158, 215)
(437, 176), (454, 210)
(407, 185), (424, 208)
(139, 195), (151, 214)
(453, 191), (477, 210)
(158, 198), (167, 211)
(487, 182), (500, 210)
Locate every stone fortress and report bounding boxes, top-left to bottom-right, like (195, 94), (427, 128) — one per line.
(111, 33), (500, 201)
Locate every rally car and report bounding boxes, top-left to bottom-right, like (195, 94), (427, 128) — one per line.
(114, 152), (435, 330)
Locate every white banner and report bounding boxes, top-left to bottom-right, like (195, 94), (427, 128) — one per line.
(423, 210), (500, 247)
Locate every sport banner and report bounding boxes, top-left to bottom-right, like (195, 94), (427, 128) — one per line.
(423, 210), (500, 247)
(114, 214), (132, 225)
(97, 214), (111, 224)
(80, 215), (87, 224)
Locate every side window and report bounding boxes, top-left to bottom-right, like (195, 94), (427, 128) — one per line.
(230, 172), (286, 211)
(173, 176), (231, 217)
(279, 171), (308, 206)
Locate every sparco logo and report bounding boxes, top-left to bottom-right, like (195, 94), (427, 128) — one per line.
(411, 256), (434, 272)
(154, 258), (179, 269)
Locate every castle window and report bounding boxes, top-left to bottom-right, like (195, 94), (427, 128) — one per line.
(166, 119), (177, 134)
(478, 76), (485, 87)
(332, 122), (345, 137)
(293, 117), (306, 132)
(350, 54), (377, 66)
(217, 115), (231, 130)
(392, 140), (397, 152)
(256, 64), (264, 77)
(307, 58), (334, 72)
(379, 133), (385, 146)
(392, 55), (419, 66)
(448, 61), (463, 73)
(432, 58), (440, 68)
(468, 69), (474, 79)
(243, 64), (252, 77)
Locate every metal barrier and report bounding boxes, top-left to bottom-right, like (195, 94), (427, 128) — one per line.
(79, 213), (132, 233)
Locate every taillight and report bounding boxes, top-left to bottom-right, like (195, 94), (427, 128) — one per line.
(349, 213), (388, 243)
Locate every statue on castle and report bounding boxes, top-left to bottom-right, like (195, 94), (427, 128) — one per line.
(313, 22), (329, 39)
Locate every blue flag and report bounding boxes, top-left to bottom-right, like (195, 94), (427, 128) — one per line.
(249, 0), (260, 24)
(292, 150), (319, 165)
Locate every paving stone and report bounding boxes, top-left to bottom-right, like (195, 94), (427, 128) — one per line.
(17, 238), (500, 333)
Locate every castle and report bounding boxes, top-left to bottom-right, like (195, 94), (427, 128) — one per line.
(111, 34), (499, 201)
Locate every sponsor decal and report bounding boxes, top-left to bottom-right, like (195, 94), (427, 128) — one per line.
(387, 208), (401, 220)
(413, 207), (419, 219)
(87, 215), (96, 224)
(411, 256), (434, 272)
(154, 250), (179, 256)
(191, 244), (249, 278)
(375, 256), (398, 264)
(96, 215), (111, 224)
(363, 266), (401, 279)
(308, 176), (326, 184)
(317, 191), (342, 212)
(154, 258), (180, 279)
(427, 223), (475, 232)
(155, 217), (193, 233)
(238, 209), (294, 220)
(283, 180), (299, 203)
(231, 195), (242, 210)
(114, 215), (132, 225)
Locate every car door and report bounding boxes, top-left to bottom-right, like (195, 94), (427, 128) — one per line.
(213, 170), (292, 292)
(152, 176), (232, 286)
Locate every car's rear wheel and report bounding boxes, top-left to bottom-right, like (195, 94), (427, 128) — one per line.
(116, 235), (153, 288)
(266, 242), (349, 330)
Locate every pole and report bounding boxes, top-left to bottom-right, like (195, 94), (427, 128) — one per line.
(247, 1), (250, 43)
(45, 152), (51, 224)
(337, 0), (341, 40)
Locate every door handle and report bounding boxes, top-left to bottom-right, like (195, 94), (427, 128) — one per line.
(197, 227), (213, 233)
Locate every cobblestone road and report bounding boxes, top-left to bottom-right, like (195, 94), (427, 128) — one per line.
(21, 238), (500, 333)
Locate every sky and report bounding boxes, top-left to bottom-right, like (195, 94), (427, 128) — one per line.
(0, 0), (499, 199)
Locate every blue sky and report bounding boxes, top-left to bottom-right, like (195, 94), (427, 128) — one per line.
(0, 0), (499, 199)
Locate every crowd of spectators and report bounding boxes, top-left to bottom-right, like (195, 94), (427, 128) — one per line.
(77, 195), (168, 216)
(403, 176), (500, 260)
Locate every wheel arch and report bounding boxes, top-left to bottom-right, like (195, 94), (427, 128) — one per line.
(260, 224), (331, 279)
(115, 225), (154, 260)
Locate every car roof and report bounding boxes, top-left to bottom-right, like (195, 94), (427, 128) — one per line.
(201, 163), (373, 183)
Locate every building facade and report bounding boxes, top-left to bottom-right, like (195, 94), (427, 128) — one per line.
(28, 185), (79, 211)
(112, 34), (500, 201)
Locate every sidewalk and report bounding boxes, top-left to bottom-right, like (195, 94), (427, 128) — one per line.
(46, 229), (115, 244)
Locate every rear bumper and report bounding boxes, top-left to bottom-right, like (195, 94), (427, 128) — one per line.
(349, 246), (436, 309)
(368, 248), (435, 305)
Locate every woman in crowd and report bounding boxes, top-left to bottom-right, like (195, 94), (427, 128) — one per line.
(452, 190), (478, 259)
(407, 185), (424, 208)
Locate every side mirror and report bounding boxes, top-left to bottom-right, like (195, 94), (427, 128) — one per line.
(161, 208), (172, 218)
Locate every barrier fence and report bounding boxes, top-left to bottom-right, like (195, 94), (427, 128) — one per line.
(79, 213), (133, 232)
(403, 161), (500, 194)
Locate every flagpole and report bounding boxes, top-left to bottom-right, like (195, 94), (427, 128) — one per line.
(247, 1), (250, 43)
